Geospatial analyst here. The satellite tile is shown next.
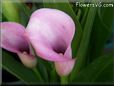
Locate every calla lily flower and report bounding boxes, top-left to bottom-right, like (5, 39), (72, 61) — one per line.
(26, 8), (76, 76)
(0, 22), (37, 68)
(1, 8), (76, 76)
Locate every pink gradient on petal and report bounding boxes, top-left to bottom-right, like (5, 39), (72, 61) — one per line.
(55, 59), (75, 76)
(64, 45), (72, 59)
(17, 52), (37, 68)
(1, 22), (37, 68)
(30, 42), (71, 61)
(0, 22), (29, 53)
(26, 8), (75, 61)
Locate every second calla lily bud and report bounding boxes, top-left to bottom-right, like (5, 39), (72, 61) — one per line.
(55, 58), (76, 77)
(26, 8), (76, 76)
(18, 52), (37, 68)
(0, 22), (37, 68)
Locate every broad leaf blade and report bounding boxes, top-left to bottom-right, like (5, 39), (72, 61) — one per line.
(88, 7), (114, 62)
(71, 53), (113, 82)
(2, 50), (43, 84)
(16, 3), (31, 26)
(2, 1), (20, 22)
(70, 7), (97, 80)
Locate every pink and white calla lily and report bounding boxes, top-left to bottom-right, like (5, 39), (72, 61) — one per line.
(0, 22), (37, 68)
(1, 8), (76, 76)
(26, 8), (76, 76)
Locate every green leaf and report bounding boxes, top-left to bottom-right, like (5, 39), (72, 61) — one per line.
(36, 58), (49, 82)
(99, 7), (114, 28)
(43, 0), (82, 57)
(2, 50), (44, 84)
(16, 3), (31, 26)
(70, 7), (97, 80)
(88, 7), (114, 62)
(2, 1), (20, 22)
(81, 7), (89, 28)
(50, 67), (60, 83)
(16, 3), (30, 18)
(70, 53), (113, 82)
(94, 62), (113, 82)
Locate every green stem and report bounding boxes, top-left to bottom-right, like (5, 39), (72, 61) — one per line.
(33, 68), (43, 81)
(60, 76), (68, 85)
